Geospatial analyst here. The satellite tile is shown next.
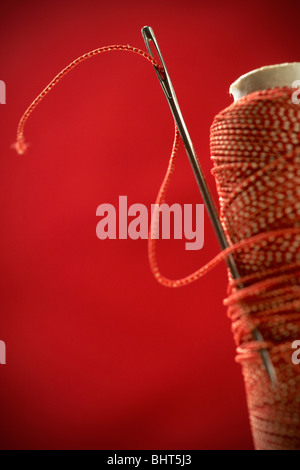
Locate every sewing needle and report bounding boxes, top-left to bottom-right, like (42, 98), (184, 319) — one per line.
(141, 25), (278, 385)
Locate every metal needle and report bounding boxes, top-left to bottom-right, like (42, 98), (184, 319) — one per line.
(142, 25), (277, 385)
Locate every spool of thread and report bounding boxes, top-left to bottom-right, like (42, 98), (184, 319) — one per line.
(210, 63), (300, 450)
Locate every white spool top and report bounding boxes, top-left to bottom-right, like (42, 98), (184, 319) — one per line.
(230, 63), (300, 101)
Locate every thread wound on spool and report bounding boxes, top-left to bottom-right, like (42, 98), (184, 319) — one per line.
(210, 87), (300, 450)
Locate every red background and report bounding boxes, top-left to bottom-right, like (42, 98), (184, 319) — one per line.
(0, 0), (299, 450)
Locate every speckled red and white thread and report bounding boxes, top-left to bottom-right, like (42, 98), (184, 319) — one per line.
(210, 88), (300, 450)
(13, 45), (164, 155)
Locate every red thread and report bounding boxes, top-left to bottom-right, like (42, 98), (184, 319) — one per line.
(13, 45), (165, 155)
(14, 46), (300, 449)
(210, 88), (300, 450)
(151, 87), (300, 449)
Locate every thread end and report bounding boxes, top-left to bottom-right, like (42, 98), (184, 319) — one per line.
(12, 139), (29, 155)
